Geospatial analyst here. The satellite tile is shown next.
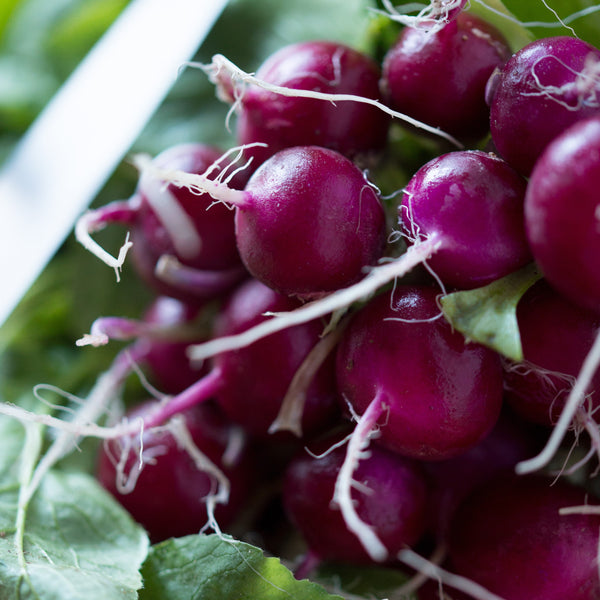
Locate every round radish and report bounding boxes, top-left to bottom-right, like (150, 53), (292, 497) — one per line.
(447, 474), (600, 600)
(97, 400), (255, 543)
(335, 285), (504, 460)
(488, 36), (600, 176)
(380, 12), (510, 142)
(504, 279), (600, 427)
(400, 150), (531, 290)
(224, 40), (390, 167)
(525, 116), (600, 313)
(282, 432), (428, 566)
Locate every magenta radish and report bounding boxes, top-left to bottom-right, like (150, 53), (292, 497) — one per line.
(504, 279), (600, 428)
(76, 143), (249, 303)
(488, 36), (600, 176)
(380, 12), (510, 142)
(282, 431), (428, 568)
(152, 145), (387, 299)
(447, 474), (600, 600)
(335, 285), (504, 461)
(524, 116), (600, 314)
(401, 150), (531, 290)
(119, 278), (339, 440)
(211, 40), (391, 167)
(97, 400), (254, 542)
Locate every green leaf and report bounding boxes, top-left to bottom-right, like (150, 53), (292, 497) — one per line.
(0, 415), (150, 600)
(440, 263), (542, 361)
(140, 534), (344, 600)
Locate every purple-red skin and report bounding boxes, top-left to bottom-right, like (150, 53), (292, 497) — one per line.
(422, 407), (545, 538)
(448, 474), (600, 600)
(137, 296), (210, 394)
(525, 116), (600, 313)
(97, 400), (255, 543)
(212, 278), (340, 438)
(282, 433), (429, 565)
(504, 279), (600, 426)
(489, 36), (600, 176)
(236, 146), (387, 299)
(335, 286), (504, 460)
(126, 143), (249, 303)
(400, 150), (531, 290)
(235, 40), (390, 167)
(380, 12), (511, 142)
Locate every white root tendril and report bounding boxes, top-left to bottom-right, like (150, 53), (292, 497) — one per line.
(187, 236), (441, 363)
(75, 213), (132, 281)
(398, 548), (506, 600)
(194, 54), (463, 149)
(516, 328), (600, 475)
(374, 0), (466, 34)
(332, 395), (388, 562)
(269, 323), (347, 437)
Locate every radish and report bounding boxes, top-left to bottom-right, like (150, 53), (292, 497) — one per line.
(282, 431), (428, 569)
(146, 144), (388, 299)
(488, 36), (600, 176)
(213, 40), (391, 168)
(380, 12), (511, 142)
(75, 143), (249, 303)
(335, 285), (504, 461)
(113, 278), (339, 440)
(447, 474), (600, 600)
(401, 150), (531, 290)
(97, 399), (255, 542)
(504, 279), (600, 429)
(524, 116), (600, 314)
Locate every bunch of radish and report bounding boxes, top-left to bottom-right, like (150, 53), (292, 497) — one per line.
(71, 2), (600, 599)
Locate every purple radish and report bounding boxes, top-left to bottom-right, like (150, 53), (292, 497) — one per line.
(211, 40), (391, 168)
(504, 279), (600, 428)
(120, 278), (339, 440)
(76, 143), (249, 304)
(380, 12), (511, 142)
(401, 150), (531, 290)
(154, 145), (388, 300)
(488, 36), (600, 176)
(97, 399), (255, 542)
(525, 116), (600, 314)
(335, 285), (504, 461)
(282, 431), (429, 568)
(447, 474), (600, 600)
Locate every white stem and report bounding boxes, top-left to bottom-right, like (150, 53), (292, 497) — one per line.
(516, 328), (600, 475)
(199, 54), (464, 149)
(398, 548), (507, 600)
(188, 236), (441, 362)
(333, 395), (388, 562)
(74, 213), (132, 281)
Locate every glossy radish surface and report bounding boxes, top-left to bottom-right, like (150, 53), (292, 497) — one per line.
(400, 150), (530, 290)
(489, 36), (600, 176)
(381, 12), (510, 142)
(335, 286), (504, 460)
(525, 116), (600, 313)
(282, 433), (428, 565)
(232, 40), (390, 167)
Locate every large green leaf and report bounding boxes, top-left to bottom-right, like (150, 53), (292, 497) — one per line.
(0, 416), (149, 600)
(140, 534), (344, 600)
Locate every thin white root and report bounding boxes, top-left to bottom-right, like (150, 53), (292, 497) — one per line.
(516, 328), (600, 475)
(188, 236), (442, 362)
(74, 213), (132, 281)
(332, 396), (388, 562)
(76, 333), (110, 347)
(269, 323), (347, 437)
(559, 505), (600, 516)
(397, 548), (506, 600)
(375, 0), (465, 33)
(196, 54), (463, 149)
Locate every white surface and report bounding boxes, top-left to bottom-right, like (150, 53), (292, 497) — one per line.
(0, 0), (227, 328)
